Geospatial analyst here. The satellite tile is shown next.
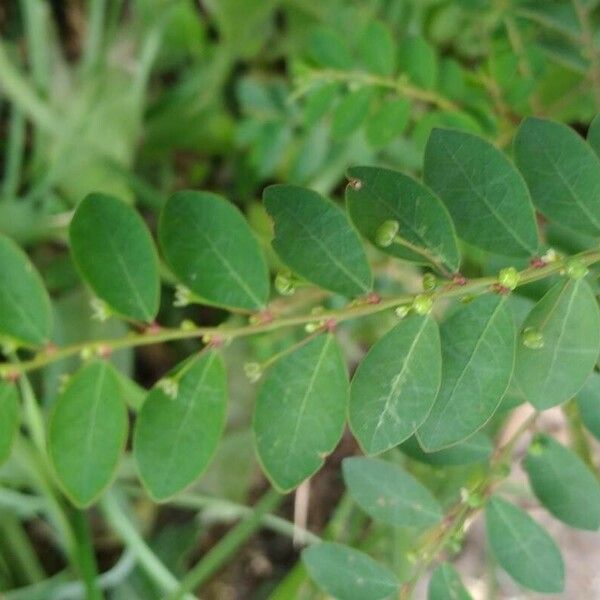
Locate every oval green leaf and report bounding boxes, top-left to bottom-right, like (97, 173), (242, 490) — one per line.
(331, 88), (375, 140)
(428, 562), (472, 600)
(515, 117), (600, 236)
(0, 234), (52, 347)
(514, 278), (600, 410)
(424, 128), (539, 257)
(342, 457), (442, 528)
(0, 382), (19, 466)
(253, 334), (348, 492)
(577, 373), (600, 440)
(485, 496), (564, 594)
(69, 193), (160, 322)
(134, 351), (228, 501)
(159, 191), (269, 311)
(349, 315), (442, 455)
(264, 184), (372, 297)
(48, 361), (127, 507)
(302, 542), (399, 600)
(365, 99), (410, 147)
(524, 433), (600, 530)
(418, 295), (515, 450)
(358, 21), (395, 76)
(346, 166), (460, 272)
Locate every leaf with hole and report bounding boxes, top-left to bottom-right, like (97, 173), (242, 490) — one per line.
(159, 191), (269, 311)
(48, 361), (127, 507)
(264, 184), (372, 297)
(69, 193), (160, 322)
(349, 315), (441, 455)
(424, 128), (539, 257)
(253, 334), (348, 492)
(514, 278), (600, 409)
(486, 496), (564, 593)
(302, 542), (399, 600)
(342, 457), (442, 528)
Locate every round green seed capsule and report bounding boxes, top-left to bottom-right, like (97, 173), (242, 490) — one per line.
(375, 220), (399, 248)
(498, 266), (520, 290)
(413, 294), (433, 315)
(422, 272), (437, 292)
(521, 326), (544, 350)
(275, 272), (296, 296)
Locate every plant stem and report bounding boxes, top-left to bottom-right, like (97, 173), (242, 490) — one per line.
(2, 106), (26, 199)
(3, 248), (600, 379)
(71, 509), (104, 600)
(168, 488), (283, 599)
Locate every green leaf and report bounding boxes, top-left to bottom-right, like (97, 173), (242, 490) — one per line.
(342, 457), (442, 528)
(134, 352), (227, 501)
(358, 22), (395, 76)
(428, 562), (472, 600)
(302, 542), (399, 600)
(0, 234), (52, 347)
(486, 496), (564, 594)
(48, 361), (127, 507)
(398, 36), (438, 89)
(424, 128), (539, 257)
(349, 315), (442, 455)
(524, 433), (600, 530)
(365, 99), (410, 147)
(417, 295), (515, 450)
(346, 166), (460, 272)
(303, 83), (339, 127)
(516, 117), (600, 236)
(514, 278), (600, 410)
(253, 334), (348, 492)
(400, 432), (493, 467)
(69, 193), (160, 322)
(307, 26), (353, 70)
(0, 382), (18, 466)
(587, 113), (600, 159)
(577, 373), (600, 440)
(331, 88), (375, 140)
(159, 191), (269, 311)
(264, 184), (372, 297)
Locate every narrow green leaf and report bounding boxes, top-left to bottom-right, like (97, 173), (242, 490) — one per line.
(524, 433), (600, 530)
(515, 117), (600, 236)
(418, 295), (515, 450)
(588, 113), (600, 159)
(69, 193), (160, 322)
(400, 431), (493, 467)
(134, 351), (228, 501)
(253, 334), (348, 492)
(358, 21), (395, 76)
(428, 562), (472, 600)
(264, 184), (372, 297)
(0, 382), (18, 465)
(577, 373), (600, 440)
(346, 166), (460, 272)
(331, 88), (375, 140)
(159, 191), (269, 311)
(365, 99), (410, 147)
(424, 128), (539, 257)
(342, 457), (442, 528)
(486, 496), (564, 593)
(0, 234), (52, 347)
(48, 361), (127, 507)
(302, 542), (399, 600)
(514, 278), (600, 410)
(349, 315), (442, 455)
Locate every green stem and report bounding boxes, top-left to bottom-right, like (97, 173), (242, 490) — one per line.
(82, 0), (107, 76)
(168, 488), (283, 599)
(0, 513), (45, 584)
(2, 106), (26, 198)
(71, 509), (104, 600)
(4, 248), (600, 379)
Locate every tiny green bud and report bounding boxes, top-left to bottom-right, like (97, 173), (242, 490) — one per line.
(498, 266), (520, 291)
(521, 326), (544, 350)
(412, 294), (433, 316)
(244, 362), (262, 383)
(395, 305), (410, 319)
(375, 220), (399, 248)
(422, 272), (437, 292)
(275, 272), (296, 296)
(304, 321), (321, 333)
(566, 258), (588, 280)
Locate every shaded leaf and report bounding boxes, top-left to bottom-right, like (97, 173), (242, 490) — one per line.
(424, 128), (539, 257)
(69, 193), (160, 322)
(428, 562), (472, 600)
(264, 184), (372, 297)
(48, 361), (127, 507)
(302, 542), (399, 600)
(134, 352), (228, 500)
(418, 295), (515, 450)
(342, 457), (442, 528)
(349, 315), (441, 455)
(588, 113), (600, 159)
(0, 234), (52, 347)
(514, 278), (600, 409)
(0, 382), (18, 465)
(486, 496), (564, 593)
(159, 191), (269, 311)
(253, 335), (348, 492)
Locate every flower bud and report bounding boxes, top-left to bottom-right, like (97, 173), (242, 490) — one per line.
(498, 266), (519, 291)
(521, 326), (544, 350)
(174, 285), (193, 307)
(422, 272), (437, 292)
(90, 297), (110, 322)
(375, 220), (399, 248)
(412, 294), (433, 316)
(275, 272), (296, 296)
